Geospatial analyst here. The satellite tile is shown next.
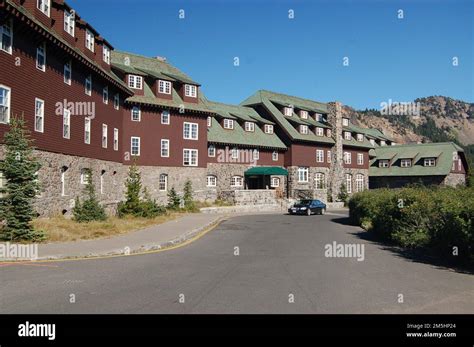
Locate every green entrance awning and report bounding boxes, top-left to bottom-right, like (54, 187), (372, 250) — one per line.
(244, 167), (288, 176)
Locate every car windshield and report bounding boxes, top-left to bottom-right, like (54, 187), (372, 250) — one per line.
(297, 200), (312, 205)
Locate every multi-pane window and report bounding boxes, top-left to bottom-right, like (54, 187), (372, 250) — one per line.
(131, 137), (140, 156)
(161, 110), (170, 124)
(327, 150), (332, 163)
(316, 149), (324, 163)
(264, 124), (274, 134)
(231, 176), (243, 187)
(207, 175), (217, 187)
(159, 174), (168, 191)
(380, 140), (386, 146)
(103, 46), (110, 64)
(253, 149), (259, 160)
(183, 149), (198, 166)
(231, 147), (239, 159)
(183, 122), (198, 140)
(272, 151), (278, 161)
(346, 174), (352, 193)
(207, 116), (212, 127)
(401, 159), (412, 168)
(283, 107), (293, 116)
(80, 168), (90, 185)
(85, 29), (95, 52)
(0, 20), (13, 54)
(223, 119), (234, 129)
(113, 128), (119, 151)
(102, 124), (108, 148)
(36, 43), (46, 71)
(357, 134), (364, 142)
(369, 139), (375, 146)
(271, 177), (280, 188)
(34, 98), (44, 133)
(379, 160), (389, 168)
(245, 122), (255, 132)
(355, 174), (365, 192)
(131, 106), (141, 121)
(64, 10), (75, 36)
(342, 118), (349, 126)
(161, 139), (170, 157)
(37, 0), (50, 16)
(343, 152), (351, 165)
(85, 75), (92, 96)
(357, 153), (364, 165)
(315, 173), (326, 189)
(184, 84), (197, 98)
(344, 131), (352, 140)
(84, 117), (91, 144)
(316, 127), (324, 136)
(159, 80), (172, 94)
(64, 61), (72, 85)
(297, 167), (309, 183)
(208, 145), (216, 157)
(102, 86), (108, 104)
(0, 86), (11, 124)
(424, 158), (436, 167)
(63, 109), (70, 139)
(300, 110), (308, 119)
(315, 113), (322, 121)
(128, 75), (143, 89)
(300, 125), (308, 135)
(114, 94), (120, 110)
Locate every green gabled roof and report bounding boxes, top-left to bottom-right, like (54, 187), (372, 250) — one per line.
(135, 68), (176, 81)
(113, 63), (148, 76)
(370, 142), (464, 177)
(162, 72), (200, 86)
(205, 100), (271, 125)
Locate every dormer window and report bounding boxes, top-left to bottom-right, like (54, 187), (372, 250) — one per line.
(245, 122), (255, 132)
(380, 140), (386, 146)
(283, 107), (293, 116)
(379, 160), (389, 168)
(315, 113), (322, 121)
(344, 131), (352, 140)
(103, 46), (110, 64)
(315, 127), (324, 136)
(223, 119), (234, 129)
(300, 110), (308, 119)
(401, 159), (412, 168)
(37, 0), (50, 17)
(64, 10), (75, 37)
(342, 118), (349, 126)
(370, 139), (375, 146)
(85, 29), (95, 52)
(300, 125), (309, 135)
(159, 80), (172, 94)
(424, 158), (436, 167)
(327, 129), (332, 137)
(128, 75), (143, 90)
(184, 84), (197, 98)
(357, 134), (364, 142)
(207, 116), (212, 127)
(264, 124), (274, 134)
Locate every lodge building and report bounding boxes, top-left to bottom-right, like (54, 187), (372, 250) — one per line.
(0, 0), (469, 216)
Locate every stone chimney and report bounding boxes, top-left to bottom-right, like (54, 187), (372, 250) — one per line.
(327, 101), (344, 202)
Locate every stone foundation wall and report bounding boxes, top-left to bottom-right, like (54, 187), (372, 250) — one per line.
(287, 166), (331, 202)
(218, 189), (278, 206)
(443, 173), (466, 187)
(344, 168), (370, 196)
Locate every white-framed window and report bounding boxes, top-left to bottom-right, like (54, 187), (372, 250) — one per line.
(80, 168), (90, 185)
(231, 175), (243, 187)
(316, 149), (324, 163)
(355, 174), (365, 192)
(264, 124), (274, 134)
(37, 0), (50, 16)
(423, 158), (436, 167)
(103, 46), (110, 64)
(131, 136), (140, 156)
(245, 122), (255, 132)
(0, 85), (11, 124)
(207, 116), (212, 127)
(380, 140), (386, 146)
(346, 174), (352, 193)
(64, 10), (75, 37)
(159, 174), (168, 191)
(0, 171), (6, 198)
(458, 159), (462, 171)
(253, 148), (259, 160)
(300, 110), (308, 119)
(223, 118), (234, 129)
(327, 150), (332, 163)
(379, 160), (389, 168)
(343, 152), (351, 165)
(183, 149), (198, 166)
(231, 147), (239, 159)
(344, 131), (352, 141)
(315, 113), (322, 121)
(184, 84), (197, 98)
(113, 128), (119, 151)
(315, 173), (326, 189)
(357, 153), (364, 165)
(131, 106), (141, 121)
(297, 167), (309, 183)
(85, 29), (95, 52)
(300, 125), (309, 135)
(271, 177), (280, 188)
(60, 166), (68, 196)
(63, 109), (70, 139)
(64, 61), (72, 85)
(102, 124), (108, 148)
(161, 110), (170, 124)
(272, 151), (278, 161)
(283, 107), (293, 116)
(34, 98), (44, 133)
(327, 129), (332, 137)
(0, 20), (13, 54)
(128, 75), (143, 90)
(357, 133), (364, 142)
(207, 175), (217, 187)
(401, 159), (412, 168)
(114, 94), (120, 110)
(342, 118), (349, 126)
(36, 43), (46, 71)
(102, 86), (108, 104)
(84, 117), (91, 144)
(208, 145), (216, 157)
(158, 80), (172, 94)
(85, 75), (92, 96)
(316, 127), (324, 136)
(370, 139), (375, 146)
(183, 122), (198, 140)
(161, 139), (170, 157)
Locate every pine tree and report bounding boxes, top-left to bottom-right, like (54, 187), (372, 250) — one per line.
(337, 183), (349, 203)
(183, 179), (195, 211)
(72, 169), (107, 222)
(117, 163), (142, 217)
(167, 187), (180, 210)
(0, 116), (43, 241)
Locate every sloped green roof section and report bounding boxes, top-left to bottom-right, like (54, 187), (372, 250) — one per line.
(370, 142), (464, 177)
(245, 167), (288, 176)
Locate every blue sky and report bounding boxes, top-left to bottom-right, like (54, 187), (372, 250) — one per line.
(69, 0), (473, 109)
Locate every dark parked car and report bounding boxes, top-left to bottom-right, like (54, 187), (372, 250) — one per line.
(288, 199), (327, 216)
